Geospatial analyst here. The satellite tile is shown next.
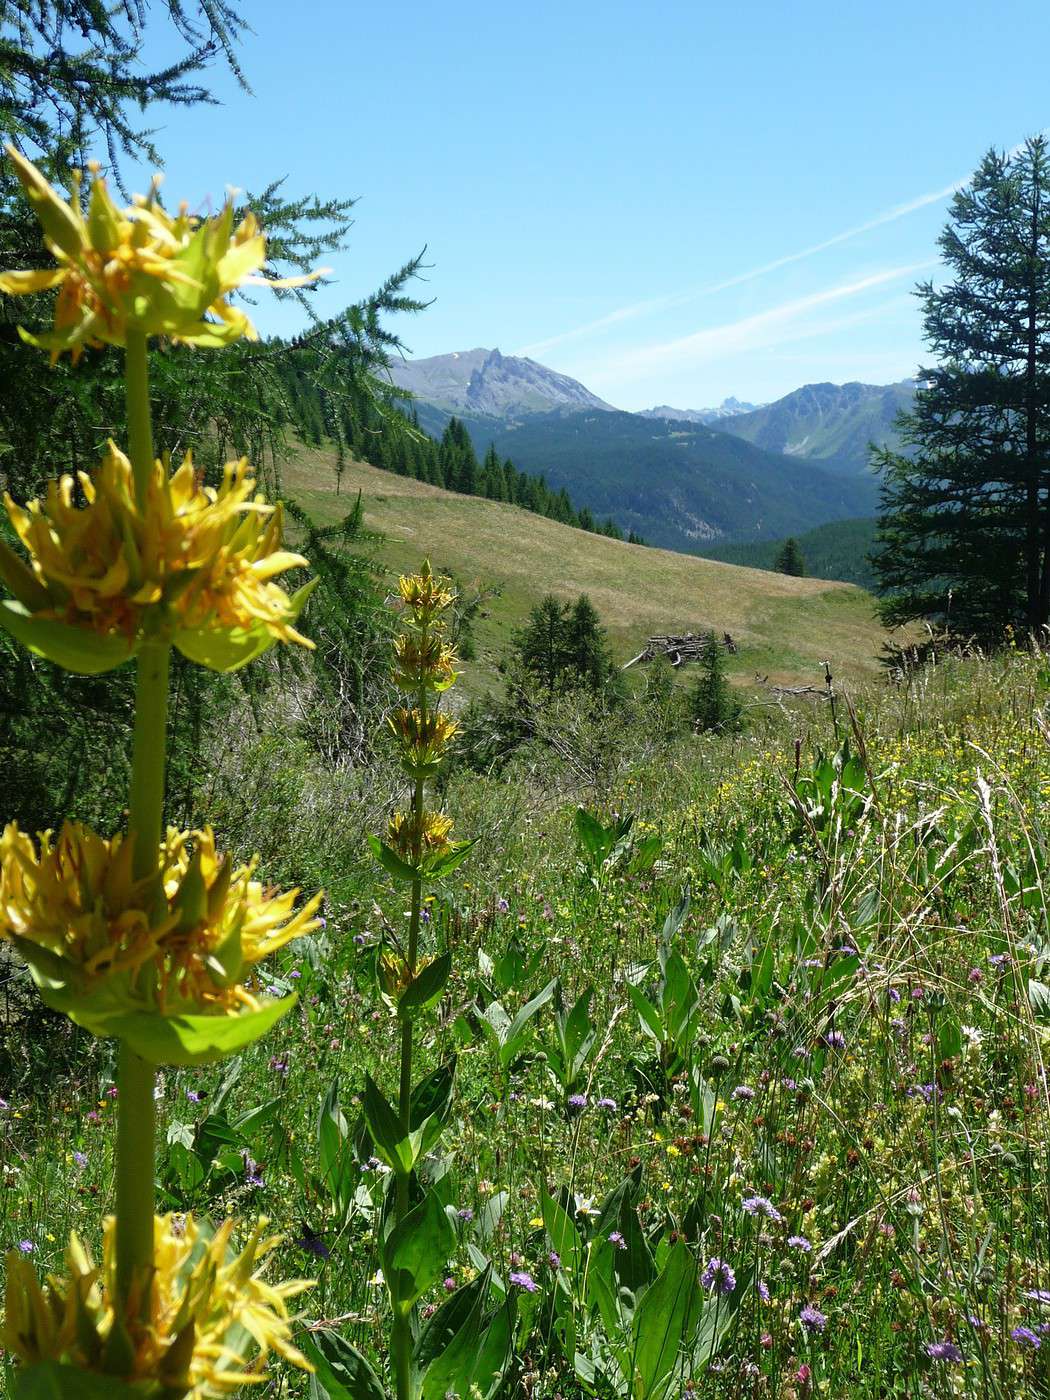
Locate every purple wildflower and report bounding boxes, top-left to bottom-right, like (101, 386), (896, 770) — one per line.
(1012, 1327), (1041, 1349)
(242, 1152), (264, 1188)
(743, 1195), (783, 1222)
(509, 1270), (538, 1292)
(73, 1151), (87, 1169)
(497, 898), (510, 914)
(732, 1085), (755, 1102)
(443, 1277), (456, 1292)
(701, 1258), (736, 1295)
(185, 1089), (201, 1103)
(17, 1240), (33, 1254)
(608, 1231), (626, 1250)
(547, 1251), (560, 1269)
(824, 1030), (846, 1049)
(787, 1235), (812, 1252)
(567, 1094), (588, 1113)
(597, 1097), (618, 1110)
(799, 1304), (827, 1333)
(757, 1280), (771, 1302)
(457, 1208), (474, 1222)
(1025, 1289), (1050, 1304)
(925, 1341), (963, 1363)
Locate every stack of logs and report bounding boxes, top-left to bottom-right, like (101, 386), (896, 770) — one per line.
(622, 632), (737, 669)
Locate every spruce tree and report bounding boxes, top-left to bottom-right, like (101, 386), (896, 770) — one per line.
(562, 595), (614, 690)
(689, 632), (743, 734)
(774, 537), (807, 576)
(873, 136), (1050, 636)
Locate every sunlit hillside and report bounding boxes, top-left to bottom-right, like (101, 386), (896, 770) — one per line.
(284, 447), (894, 688)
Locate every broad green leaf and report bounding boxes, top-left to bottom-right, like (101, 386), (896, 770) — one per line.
(383, 1189), (456, 1311)
(366, 834), (418, 884)
(401, 952), (452, 1015)
(0, 600), (135, 673)
(362, 1075), (420, 1175)
(501, 978), (557, 1067)
(415, 1270), (487, 1400)
(82, 996), (296, 1065)
(303, 1330), (388, 1400)
(631, 1242), (700, 1400)
(575, 806), (611, 860)
(626, 982), (664, 1044)
(541, 1191), (583, 1277)
(423, 840), (477, 881)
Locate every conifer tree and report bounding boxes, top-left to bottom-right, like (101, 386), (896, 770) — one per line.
(873, 136), (1050, 635)
(689, 632), (742, 734)
(774, 537), (807, 576)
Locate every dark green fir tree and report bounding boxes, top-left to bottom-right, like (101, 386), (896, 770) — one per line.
(872, 136), (1050, 637)
(774, 537), (807, 576)
(689, 632), (743, 734)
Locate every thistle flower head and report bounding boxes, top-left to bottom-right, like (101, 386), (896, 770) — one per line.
(0, 145), (323, 362)
(398, 560), (455, 624)
(0, 444), (315, 673)
(2, 1213), (313, 1396)
(0, 821), (322, 1063)
(388, 707), (459, 775)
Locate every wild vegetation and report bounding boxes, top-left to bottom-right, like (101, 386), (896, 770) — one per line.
(3, 7), (1050, 1399)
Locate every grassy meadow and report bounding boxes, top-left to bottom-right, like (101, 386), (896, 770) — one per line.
(283, 448), (892, 690)
(5, 580), (1050, 1396)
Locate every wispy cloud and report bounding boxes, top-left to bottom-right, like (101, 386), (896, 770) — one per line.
(515, 171), (972, 360)
(581, 264), (934, 385)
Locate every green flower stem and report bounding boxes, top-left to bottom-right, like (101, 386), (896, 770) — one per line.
(115, 1039), (158, 1311)
(125, 328), (154, 503)
(390, 638), (431, 1400)
(116, 329), (167, 1320)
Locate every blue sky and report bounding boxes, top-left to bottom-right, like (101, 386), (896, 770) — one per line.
(134, 0), (1048, 409)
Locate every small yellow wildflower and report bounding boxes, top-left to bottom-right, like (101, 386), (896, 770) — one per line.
(2, 1212), (312, 1396)
(0, 145), (323, 362)
(0, 444), (314, 672)
(0, 821), (321, 1062)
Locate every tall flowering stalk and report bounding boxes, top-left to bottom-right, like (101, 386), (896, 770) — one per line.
(364, 564), (476, 1400)
(0, 148), (322, 1396)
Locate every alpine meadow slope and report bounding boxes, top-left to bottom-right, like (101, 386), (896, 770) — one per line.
(284, 446), (892, 689)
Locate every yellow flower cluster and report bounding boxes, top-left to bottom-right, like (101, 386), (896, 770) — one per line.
(391, 630), (458, 692)
(0, 821), (320, 1051)
(398, 561), (455, 623)
(0, 146), (321, 362)
(0, 444), (314, 672)
(2, 1213), (312, 1396)
(386, 809), (455, 865)
(388, 707), (459, 775)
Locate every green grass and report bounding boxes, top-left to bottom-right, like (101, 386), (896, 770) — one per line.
(284, 448), (894, 690)
(5, 641), (1050, 1398)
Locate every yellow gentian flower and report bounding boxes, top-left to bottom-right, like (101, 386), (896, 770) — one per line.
(0, 145), (324, 362)
(388, 707), (459, 775)
(386, 809), (455, 864)
(0, 443), (315, 673)
(0, 821), (321, 1064)
(2, 1212), (312, 1396)
(398, 560), (455, 624)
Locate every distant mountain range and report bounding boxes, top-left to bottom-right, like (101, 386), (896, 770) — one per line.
(385, 347), (912, 548)
(385, 347), (614, 419)
(717, 379), (915, 474)
(637, 397), (761, 425)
